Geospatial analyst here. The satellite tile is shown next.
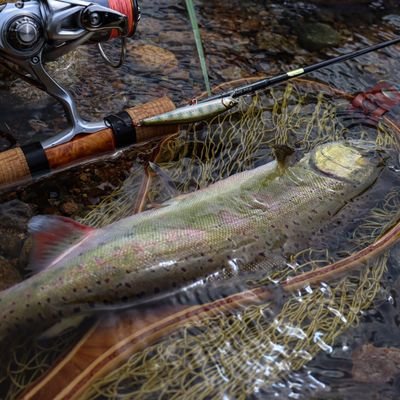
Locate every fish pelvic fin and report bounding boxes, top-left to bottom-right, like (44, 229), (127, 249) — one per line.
(28, 215), (95, 273)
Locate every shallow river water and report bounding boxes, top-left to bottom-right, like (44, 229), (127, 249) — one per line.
(1, 1), (400, 399)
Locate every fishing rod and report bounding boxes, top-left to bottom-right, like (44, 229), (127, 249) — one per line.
(137, 35), (400, 127)
(199, 36), (400, 103)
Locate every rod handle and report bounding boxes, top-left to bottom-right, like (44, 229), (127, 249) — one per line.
(0, 147), (31, 186)
(0, 97), (178, 189)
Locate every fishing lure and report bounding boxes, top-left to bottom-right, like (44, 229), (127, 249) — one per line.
(139, 96), (238, 126)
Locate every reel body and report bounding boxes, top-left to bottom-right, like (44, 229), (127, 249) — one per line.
(0, 0), (140, 148)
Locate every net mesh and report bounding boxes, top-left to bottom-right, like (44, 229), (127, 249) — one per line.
(2, 79), (400, 399)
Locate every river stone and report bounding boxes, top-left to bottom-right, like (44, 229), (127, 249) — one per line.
(297, 22), (340, 52)
(0, 257), (22, 290)
(256, 31), (293, 54)
(352, 344), (400, 383)
(127, 44), (178, 72)
(0, 200), (33, 260)
(309, 0), (371, 4)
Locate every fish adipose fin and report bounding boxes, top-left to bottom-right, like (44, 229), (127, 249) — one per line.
(28, 215), (95, 273)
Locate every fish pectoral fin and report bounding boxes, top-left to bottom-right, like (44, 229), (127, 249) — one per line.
(28, 215), (96, 273)
(39, 314), (90, 340)
(147, 161), (180, 198)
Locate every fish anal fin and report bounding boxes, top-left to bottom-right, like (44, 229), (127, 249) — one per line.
(28, 215), (95, 273)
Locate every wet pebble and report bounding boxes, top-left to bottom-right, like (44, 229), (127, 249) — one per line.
(256, 31), (294, 55)
(61, 200), (80, 216)
(0, 200), (33, 260)
(0, 256), (22, 290)
(297, 22), (341, 52)
(126, 44), (179, 72)
(352, 343), (400, 383)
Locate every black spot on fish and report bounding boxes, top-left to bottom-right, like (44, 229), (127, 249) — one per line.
(125, 283), (132, 288)
(125, 270), (131, 274)
(181, 267), (187, 273)
(58, 310), (64, 317)
(61, 296), (68, 302)
(47, 298), (51, 303)
(38, 313), (45, 320)
(96, 281), (101, 285)
(208, 258), (213, 263)
(200, 252), (205, 256)
(73, 288), (77, 293)
(258, 252), (266, 257)
(172, 282), (177, 288)
(121, 296), (129, 302)
(73, 307), (81, 313)
(105, 278), (110, 283)
(25, 304), (30, 308)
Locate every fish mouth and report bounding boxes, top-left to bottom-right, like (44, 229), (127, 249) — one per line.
(344, 139), (389, 167)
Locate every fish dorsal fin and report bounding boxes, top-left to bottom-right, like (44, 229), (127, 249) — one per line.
(28, 215), (95, 273)
(273, 144), (295, 170)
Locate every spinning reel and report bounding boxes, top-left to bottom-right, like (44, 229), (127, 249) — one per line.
(0, 0), (140, 148)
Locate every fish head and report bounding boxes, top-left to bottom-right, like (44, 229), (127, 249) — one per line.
(310, 140), (384, 186)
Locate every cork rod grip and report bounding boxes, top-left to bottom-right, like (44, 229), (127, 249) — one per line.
(126, 96), (177, 142)
(0, 147), (31, 186)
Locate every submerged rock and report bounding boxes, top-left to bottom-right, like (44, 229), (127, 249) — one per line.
(352, 343), (400, 383)
(126, 44), (178, 72)
(0, 257), (22, 290)
(297, 22), (341, 52)
(0, 200), (33, 263)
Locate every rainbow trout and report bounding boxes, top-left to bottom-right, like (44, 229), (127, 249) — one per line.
(0, 141), (382, 342)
